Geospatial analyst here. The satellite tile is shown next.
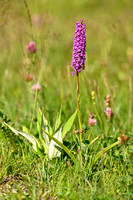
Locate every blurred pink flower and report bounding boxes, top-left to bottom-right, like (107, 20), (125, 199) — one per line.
(88, 118), (97, 126)
(105, 107), (112, 118)
(25, 73), (33, 82)
(32, 83), (41, 91)
(27, 41), (37, 53)
(32, 14), (42, 27)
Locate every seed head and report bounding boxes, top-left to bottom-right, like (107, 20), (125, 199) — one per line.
(74, 129), (79, 134)
(79, 129), (83, 133)
(118, 130), (129, 145)
(25, 73), (33, 82)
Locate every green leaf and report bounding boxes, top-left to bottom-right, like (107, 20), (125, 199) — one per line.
(42, 114), (49, 150)
(42, 112), (48, 127)
(48, 128), (62, 159)
(37, 107), (42, 129)
(88, 133), (103, 147)
(94, 141), (119, 162)
(42, 112), (52, 135)
(42, 128), (76, 164)
(23, 124), (42, 149)
(22, 126), (30, 134)
(62, 110), (77, 139)
(55, 107), (62, 131)
(36, 144), (45, 158)
(37, 107), (48, 153)
(4, 122), (38, 151)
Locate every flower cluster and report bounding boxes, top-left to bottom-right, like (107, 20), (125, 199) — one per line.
(105, 107), (112, 118)
(104, 94), (111, 107)
(27, 41), (37, 53)
(118, 130), (129, 145)
(71, 19), (86, 76)
(88, 112), (97, 126)
(25, 73), (33, 82)
(32, 83), (41, 91)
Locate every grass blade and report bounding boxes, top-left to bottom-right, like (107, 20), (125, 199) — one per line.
(88, 132), (103, 147)
(94, 141), (119, 162)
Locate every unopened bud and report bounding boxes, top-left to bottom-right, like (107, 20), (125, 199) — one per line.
(74, 129), (79, 134)
(66, 161), (70, 167)
(106, 94), (111, 99)
(78, 147), (81, 153)
(118, 130), (129, 145)
(25, 74), (33, 82)
(105, 102), (110, 107)
(91, 90), (95, 96)
(79, 129), (83, 133)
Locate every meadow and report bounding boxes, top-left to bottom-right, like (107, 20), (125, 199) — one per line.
(0, 0), (133, 199)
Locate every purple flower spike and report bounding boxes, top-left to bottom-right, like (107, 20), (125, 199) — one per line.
(71, 19), (86, 75)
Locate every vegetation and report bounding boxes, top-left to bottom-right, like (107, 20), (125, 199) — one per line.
(0, 0), (133, 199)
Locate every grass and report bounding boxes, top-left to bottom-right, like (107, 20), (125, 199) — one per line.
(0, 0), (133, 199)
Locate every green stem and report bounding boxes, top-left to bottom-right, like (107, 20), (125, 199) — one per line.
(76, 72), (82, 168)
(76, 73), (82, 142)
(94, 105), (103, 130)
(30, 89), (38, 133)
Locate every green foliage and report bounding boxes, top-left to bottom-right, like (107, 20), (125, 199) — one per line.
(62, 109), (77, 139)
(3, 107), (78, 162)
(5, 122), (39, 152)
(3, 107), (122, 167)
(0, 0), (132, 199)
(0, 110), (22, 150)
(43, 128), (76, 164)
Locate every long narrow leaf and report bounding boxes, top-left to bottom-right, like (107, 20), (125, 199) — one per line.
(42, 115), (49, 150)
(88, 132), (103, 147)
(37, 107), (48, 153)
(94, 141), (119, 162)
(22, 125), (42, 149)
(42, 128), (76, 164)
(55, 107), (62, 131)
(4, 122), (37, 151)
(48, 128), (62, 159)
(62, 110), (77, 139)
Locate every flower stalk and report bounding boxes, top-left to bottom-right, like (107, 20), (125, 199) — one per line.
(71, 19), (86, 168)
(76, 72), (82, 142)
(71, 19), (86, 143)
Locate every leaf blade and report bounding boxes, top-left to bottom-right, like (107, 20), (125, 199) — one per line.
(94, 141), (119, 162)
(48, 128), (62, 159)
(4, 122), (37, 151)
(62, 110), (77, 139)
(55, 107), (62, 131)
(42, 128), (76, 164)
(37, 107), (48, 153)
